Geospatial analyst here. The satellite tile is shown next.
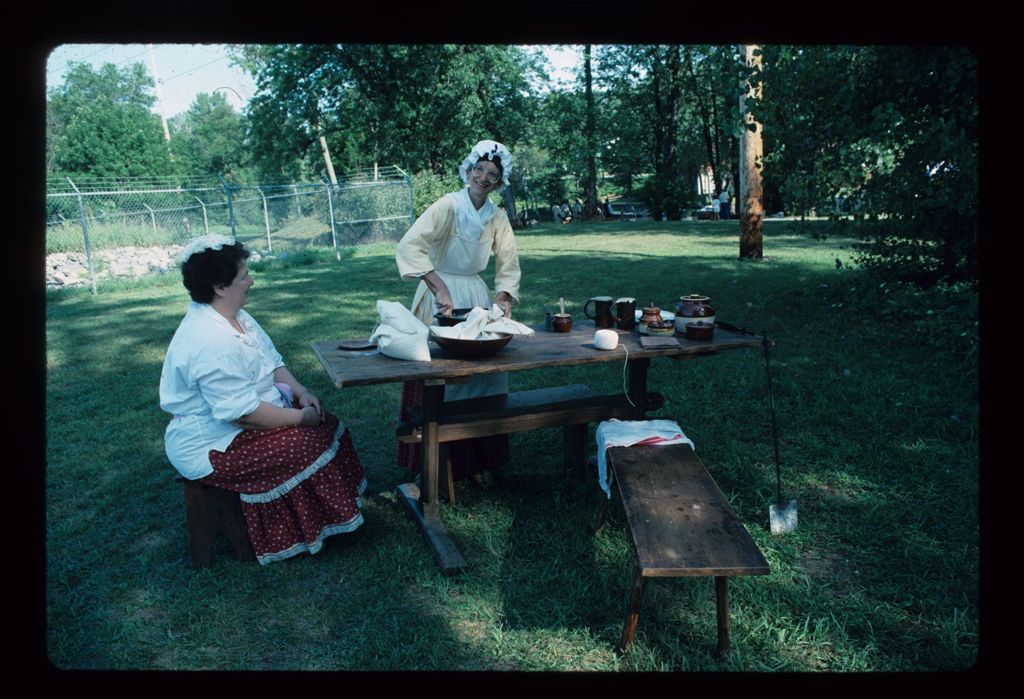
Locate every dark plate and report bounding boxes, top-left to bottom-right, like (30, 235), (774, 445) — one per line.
(434, 308), (474, 327)
(432, 332), (512, 358)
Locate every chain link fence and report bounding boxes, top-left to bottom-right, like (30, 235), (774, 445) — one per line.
(45, 167), (414, 293)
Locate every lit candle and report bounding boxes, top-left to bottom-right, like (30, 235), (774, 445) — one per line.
(559, 297), (565, 315)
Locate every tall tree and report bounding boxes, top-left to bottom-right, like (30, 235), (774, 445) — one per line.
(738, 44), (764, 260)
(47, 62), (171, 180)
(169, 92), (249, 178)
(582, 45), (600, 219)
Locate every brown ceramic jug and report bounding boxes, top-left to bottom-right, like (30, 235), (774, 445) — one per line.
(638, 304), (662, 335)
(674, 294), (715, 332)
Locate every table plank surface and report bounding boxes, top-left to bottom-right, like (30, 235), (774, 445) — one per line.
(312, 322), (761, 388)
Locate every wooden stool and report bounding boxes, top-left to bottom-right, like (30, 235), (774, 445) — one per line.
(177, 477), (256, 568)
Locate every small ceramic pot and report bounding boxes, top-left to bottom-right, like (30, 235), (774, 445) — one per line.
(638, 305), (662, 335)
(646, 320), (675, 336)
(552, 313), (573, 333)
(674, 294), (716, 332)
(685, 321), (715, 341)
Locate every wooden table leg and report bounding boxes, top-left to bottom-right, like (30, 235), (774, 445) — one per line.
(715, 576), (730, 658)
(627, 357), (650, 420)
(396, 380), (467, 575)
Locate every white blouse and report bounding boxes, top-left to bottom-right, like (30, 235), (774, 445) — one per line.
(159, 302), (286, 479)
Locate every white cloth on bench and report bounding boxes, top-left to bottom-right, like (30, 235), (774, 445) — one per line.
(595, 419), (695, 498)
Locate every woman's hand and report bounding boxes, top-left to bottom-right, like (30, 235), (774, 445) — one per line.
(297, 390), (323, 418)
(422, 271), (454, 316)
(299, 405), (322, 427)
(433, 286), (454, 316)
(495, 291), (514, 318)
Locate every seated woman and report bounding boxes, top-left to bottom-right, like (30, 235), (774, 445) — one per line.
(159, 235), (366, 565)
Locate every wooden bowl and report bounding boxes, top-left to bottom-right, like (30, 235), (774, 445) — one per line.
(432, 332), (513, 358)
(434, 308), (474, 327)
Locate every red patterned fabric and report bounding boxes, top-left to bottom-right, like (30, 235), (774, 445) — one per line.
(204, 412), (366, 565)
(398, 380), (509, 480)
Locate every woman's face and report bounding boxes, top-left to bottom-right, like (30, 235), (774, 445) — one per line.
(469, 160), (502, 196)
(216, 260), (254, 310)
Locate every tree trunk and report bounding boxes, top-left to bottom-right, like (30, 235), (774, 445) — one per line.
(738, 44), (764, 260)
(687, 48), (719, 203)
(583, 45), (601, 220)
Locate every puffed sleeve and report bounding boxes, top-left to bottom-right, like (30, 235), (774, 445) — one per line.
(191, 351), (264, 423)
(491, 209), (521, 302)
(396, 196), (456, 279)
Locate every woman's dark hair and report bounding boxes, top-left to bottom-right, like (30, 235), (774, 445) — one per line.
(477, 155), (503, 179)
(181, 242), (250, 303)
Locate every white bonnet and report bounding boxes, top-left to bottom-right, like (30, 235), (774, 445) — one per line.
(179, 234), (239, 264)
(459, 139), (513, 188)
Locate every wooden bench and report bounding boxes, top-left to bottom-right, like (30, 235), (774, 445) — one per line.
(398, 384), (663, 501)
(176, 477), (256, 568)
(599, 442), (769, 656)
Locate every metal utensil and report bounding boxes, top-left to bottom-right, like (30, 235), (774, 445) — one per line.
(764, 332), (797, 534)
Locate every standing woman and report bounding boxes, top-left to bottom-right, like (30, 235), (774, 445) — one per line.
(160, 235), (367, 565)
(395, 139), (522, 488)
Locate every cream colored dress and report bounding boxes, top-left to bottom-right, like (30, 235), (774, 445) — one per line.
(396, 189), (521, 401)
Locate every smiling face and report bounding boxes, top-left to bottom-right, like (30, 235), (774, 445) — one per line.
(468, 159), (502, 197)
(214, 260), (254, 313)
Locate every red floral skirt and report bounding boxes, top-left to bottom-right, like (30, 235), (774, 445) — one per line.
(398, 380), (509, 480)
(204, 412), (366, 565)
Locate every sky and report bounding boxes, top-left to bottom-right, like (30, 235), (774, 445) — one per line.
(46, 44), (581, 120)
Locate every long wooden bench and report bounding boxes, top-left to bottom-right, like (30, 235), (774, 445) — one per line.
(398, 384), (663, 500)
(599, 442), (769, 656)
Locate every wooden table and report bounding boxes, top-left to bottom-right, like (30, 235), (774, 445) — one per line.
(311, 321), (763, 575)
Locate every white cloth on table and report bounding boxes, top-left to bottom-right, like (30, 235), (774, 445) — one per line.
(595, 418), (695, 499)
(429, 304), (535, 340)
(370, 300), (431, 362)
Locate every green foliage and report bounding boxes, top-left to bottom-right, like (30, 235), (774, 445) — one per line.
(169, 92), (250, 179)
(48, 62), (172, 179)
(758, 46), (978, 283)
(410, 170), (463, 218)
(241, 44), (543, 182)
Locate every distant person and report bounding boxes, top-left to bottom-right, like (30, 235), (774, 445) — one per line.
(159, 235), (367, 565)
(711, 195), (721, 221)
(571, 200), (582, 222)
(719, 188), (730, 220)
(552, 203), (561, 223)
(602, 197), (611, 218)
(561, 202), (571, 223)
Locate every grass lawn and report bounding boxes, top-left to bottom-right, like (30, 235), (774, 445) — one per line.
(43, 219), (979, 674)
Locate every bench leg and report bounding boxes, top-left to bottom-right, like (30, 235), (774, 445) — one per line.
(562, 423), (587, 473)
(715, 576), (730, 658)
(590, 495), (611, 535)
(618, 566), (646, 652)
(184, 484), (217, 569)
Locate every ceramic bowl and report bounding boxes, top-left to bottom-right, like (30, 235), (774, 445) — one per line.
(685, 321), (715, 341)
(432, 332), (513, 358)
(646, 320), (675, 336)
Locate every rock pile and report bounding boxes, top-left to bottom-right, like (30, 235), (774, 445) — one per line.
(46, 245), (184, 289)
